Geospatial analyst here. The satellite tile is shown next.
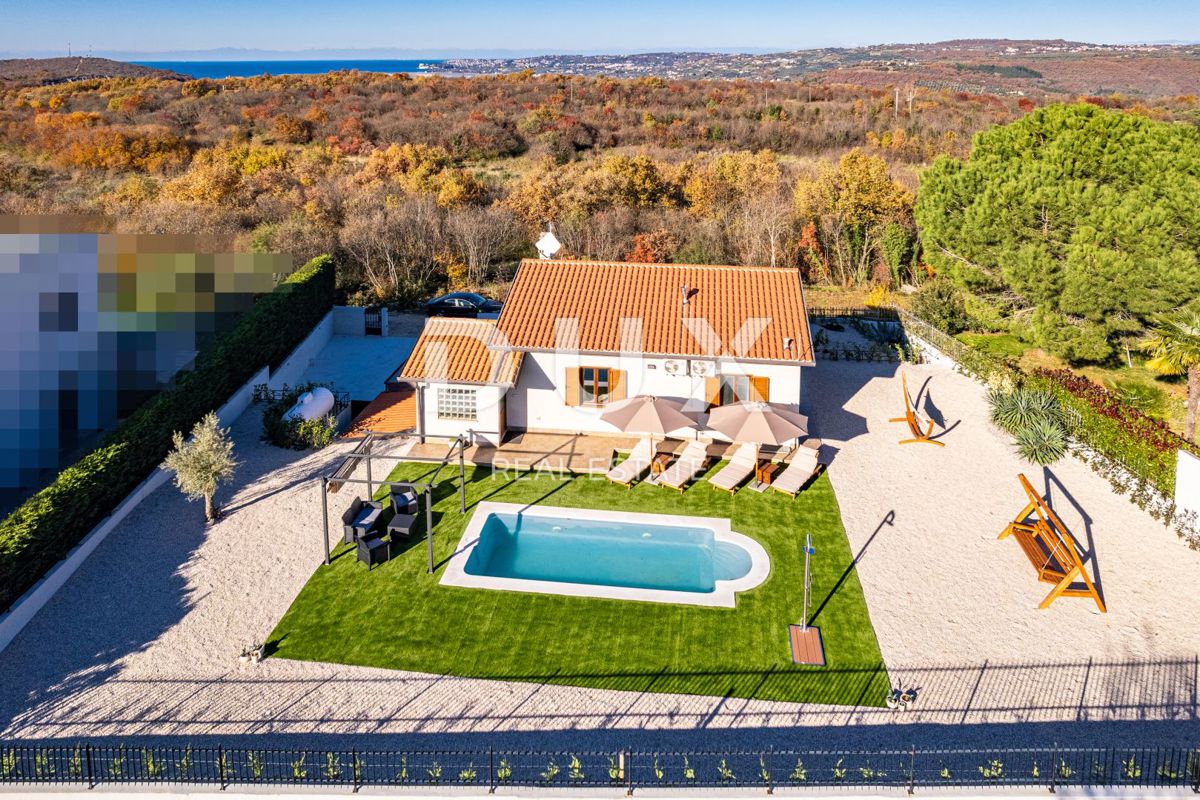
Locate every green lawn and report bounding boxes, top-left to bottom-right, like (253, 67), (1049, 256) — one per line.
(268, 461), (887, 706)
(955, 332), (1028, 360)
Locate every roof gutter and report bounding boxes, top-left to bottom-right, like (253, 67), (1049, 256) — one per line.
(483, 345), (814, 368)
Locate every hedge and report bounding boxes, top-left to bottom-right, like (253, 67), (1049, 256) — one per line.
(0, 255), (335, 612)
(1029, 368), (1198, 496)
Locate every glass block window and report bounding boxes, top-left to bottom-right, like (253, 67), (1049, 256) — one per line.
(437, 387), (477, 420)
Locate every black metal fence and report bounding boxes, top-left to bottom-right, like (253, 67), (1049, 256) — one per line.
(808, 306), (900, 321)
(1, 744), (1196, 792)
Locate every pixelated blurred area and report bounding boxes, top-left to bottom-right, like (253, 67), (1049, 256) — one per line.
(0, 214), (293, 513)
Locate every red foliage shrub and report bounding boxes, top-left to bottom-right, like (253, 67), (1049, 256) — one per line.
(1033, 368), (1194, 455)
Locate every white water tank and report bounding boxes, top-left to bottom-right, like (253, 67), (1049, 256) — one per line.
(283, 387), (335, 422)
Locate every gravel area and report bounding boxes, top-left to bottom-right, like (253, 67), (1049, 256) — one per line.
(0, 358), (1197, 752)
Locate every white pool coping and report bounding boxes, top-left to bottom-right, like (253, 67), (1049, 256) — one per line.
(439, 502), (771, 608)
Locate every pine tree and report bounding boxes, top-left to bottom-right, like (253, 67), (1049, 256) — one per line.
(915, 103), (1200, 362)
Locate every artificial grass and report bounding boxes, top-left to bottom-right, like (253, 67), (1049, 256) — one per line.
(269, 461), (888, 707)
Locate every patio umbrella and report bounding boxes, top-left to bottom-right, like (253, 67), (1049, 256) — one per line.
(706, 401), (810, 456)
(600, 395), (699, 444)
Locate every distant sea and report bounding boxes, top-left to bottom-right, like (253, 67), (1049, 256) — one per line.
(133, 59), (444, 79)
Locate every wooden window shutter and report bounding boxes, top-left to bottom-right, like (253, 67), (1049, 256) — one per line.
(565, 367), (581, 406)
(610, 369), (626, 402)
(704, 376), (721, 408)
(750, 376), (770, 403)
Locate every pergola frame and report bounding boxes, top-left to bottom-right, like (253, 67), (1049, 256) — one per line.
(319, 436), (469, 574)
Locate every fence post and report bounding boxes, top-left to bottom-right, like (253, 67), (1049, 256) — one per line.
(1049, 743), (1056, 794)
(908, 746), (916, 794)
(352, 748), (358, 793)
(366, 452), (373, 500)
(85, 743), (94, 790)
(218, 745), (226, 791)
(1191, 747), (1199, 793)
(488, 749), (495, 794)
(626, 750), (633, 796)
(321, 476), (330, 565)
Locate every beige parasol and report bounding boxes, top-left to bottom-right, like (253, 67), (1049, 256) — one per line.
(706, 401), (810, 457)
(600, 395), (700, 444)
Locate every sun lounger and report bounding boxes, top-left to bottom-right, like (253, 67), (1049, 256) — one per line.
(707, 443), (757, 494)
(657, 440), (711, 493)
(606, 439), (654, 487)
(770, 444), (822, 498)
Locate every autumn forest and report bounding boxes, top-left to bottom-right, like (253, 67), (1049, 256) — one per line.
(0, 70), (1196, 315)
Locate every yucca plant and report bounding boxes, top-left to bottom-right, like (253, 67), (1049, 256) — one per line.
(988, 387), (1063, 434)
(1015, 416), (1069, 465)
(989, 386), (1069, 464)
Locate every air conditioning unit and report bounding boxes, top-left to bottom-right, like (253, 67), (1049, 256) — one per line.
(689, 360), (716, 378)
(663, 359), (684, 376)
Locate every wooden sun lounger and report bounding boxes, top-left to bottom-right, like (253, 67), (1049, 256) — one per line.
(889, 372), (944, 447)
(657, 441), (711, 493)
(998, 473), (1106, 613)
(708, 443), (757, 494)
(605, 439), (654, 487)
(770, 444), (822, 498)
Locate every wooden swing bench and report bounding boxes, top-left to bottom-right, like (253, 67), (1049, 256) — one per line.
(889, 373), (944, 447)
(999, 473), (1106, 613)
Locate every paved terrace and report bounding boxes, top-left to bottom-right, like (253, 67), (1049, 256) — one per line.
(0, 360), (1197, 751)
(399, 432), (790, 475)
(303, 334), (416, 402)
(402, 432), (634, 475)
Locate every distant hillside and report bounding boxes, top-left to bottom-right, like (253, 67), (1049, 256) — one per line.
(0, 57), (187, 87)
(439, 39), (1200, 98)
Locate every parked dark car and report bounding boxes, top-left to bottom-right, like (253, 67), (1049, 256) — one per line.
(423, 292), (502, 318)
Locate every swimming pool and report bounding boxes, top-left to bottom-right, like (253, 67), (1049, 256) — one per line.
(439, 503), (770, 607)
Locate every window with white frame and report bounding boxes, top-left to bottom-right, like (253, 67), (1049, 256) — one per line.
(436, 387), (477, 420)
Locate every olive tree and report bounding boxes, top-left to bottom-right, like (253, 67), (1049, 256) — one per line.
(162, 412), (239, 522)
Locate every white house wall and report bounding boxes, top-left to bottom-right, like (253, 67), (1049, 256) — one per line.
(506, 351), (805, 438)
(419, 382), (506, 446)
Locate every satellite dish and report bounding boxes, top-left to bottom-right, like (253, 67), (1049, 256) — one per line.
(535, 230), (562, 259)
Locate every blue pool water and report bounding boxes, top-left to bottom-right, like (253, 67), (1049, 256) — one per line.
(464, 512), (753, 593)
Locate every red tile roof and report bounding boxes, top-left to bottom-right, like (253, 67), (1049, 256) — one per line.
(400, 317), (523, 385)
(493, 259), (814, 363)
(349, 386), (417, 435)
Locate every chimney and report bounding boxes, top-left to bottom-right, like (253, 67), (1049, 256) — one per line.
(681, 284), (689, 306)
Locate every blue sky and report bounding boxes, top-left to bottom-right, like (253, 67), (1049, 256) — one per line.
(2, 0), (1197, 58)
